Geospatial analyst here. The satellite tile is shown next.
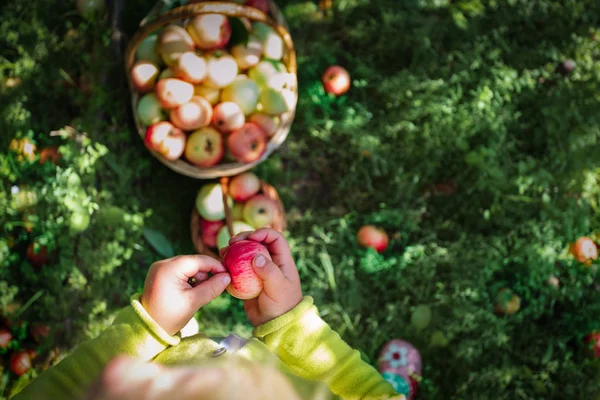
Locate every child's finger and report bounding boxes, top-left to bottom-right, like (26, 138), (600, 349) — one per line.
(188, 272), (231, 309)
(248, 229), (298, 280)
(166, 255), (227, 281)
(252, 255), (287, 296)
(228, 231), (254, 245)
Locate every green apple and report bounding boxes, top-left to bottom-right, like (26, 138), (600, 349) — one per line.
(69, 207), (90, 233)
(196, 183), (233, 221)
(194, 85), (220, 105)
(231, 37), (263, 69)
(135, 34), (162, 65)
(216, 221), (255, 250)
(157, 25), (195, 66)
(252, 23), (284, 60)
(248, 60), (286, 88)
(259, 87), (289, 115)
(137, 93), (166, 126)
(159, 68), (175, 80)
(231, 203), (244, 220)
(243, 195), (278, 228)
(220, 78), (260, 115)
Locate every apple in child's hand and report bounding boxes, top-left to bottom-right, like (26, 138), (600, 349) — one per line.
(156, 78), (194, 109)
(196, 183), (233, 221)
(229, 172), (261, 202)
(185, 127), (224, 167)
(212, 102), (245, 133)
(223, 240), (271, 299)
(200, 218), (225, 248)
(245, 0), (270, 13)
(130, 61), (159, 93)
(174, 52), (207, 84)
(221, 78), (260, 115)
(250, 113), (279, 137)
(357, 225), (389, 253)
(26, 243), (49, 269)
(570, 236), (598, 265)
(145, 121), (186, 161)
(205, 53), (238, 88)
(216, 221), (255, 250)
(231, 37), (263, 70)
(157, 25), (196, 66)
(135, 34), (162, 65)
(10, 351), (32, 376)
(584, 332), (600, 358)
(322, 66), (351, 96)
(137, 93), (166, 126)
(195, 85), (220, 105)
(0, 328), (12, 349)
(187, 14), (231, 50)
(243, 195), (278, 228)
(228, 123), (267, 163)
(170, 96), (213, 131)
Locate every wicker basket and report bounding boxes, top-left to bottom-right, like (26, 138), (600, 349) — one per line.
(190, 176), (286, 259)
(125, 1), (297, 179)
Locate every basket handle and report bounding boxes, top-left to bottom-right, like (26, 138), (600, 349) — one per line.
(220, 176), (234, 237)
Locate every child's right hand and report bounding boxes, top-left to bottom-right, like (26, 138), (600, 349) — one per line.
(223, 228), (303, 326)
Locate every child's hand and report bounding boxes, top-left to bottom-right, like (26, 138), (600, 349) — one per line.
(224, 228), (303, 326)
(141, 255), (231, 336)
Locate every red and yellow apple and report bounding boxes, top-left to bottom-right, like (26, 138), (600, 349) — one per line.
(10, 351), (32, 376)
(0, 328), (12, 349)
(137, 93), (166, 126)
(144, 121), (186, 161)
(570, 236), (598, 265)
(195, 85), (221, 105)
(227, 123), (267, 163)
(322, 66), (351, 96)
(174, 51), (207, 84)
(204, 52), (238, 88)
(229, 172), (261, 202)
(157, 25), (196, 66)
(212, 102), (245, 133)
(222, 240), (271, 299)
(357, 225), (389, 253)
(231, 37), (263, 69)
(221, 78), (260, 115)
(250, 113), (279, 137)
(130, 61), (160, 92)
(155, 78), (194, 109)
(200, 218), (225, 248)
(185, 127), (224, 167)
(196, 183), (232, 221)
(243, 195), (278, 228)
(186, 14), (231, 50)
(169, 96), (213, 131)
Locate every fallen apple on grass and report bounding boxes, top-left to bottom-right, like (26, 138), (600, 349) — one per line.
(570, 236), (598, 265)
(186, 14), (231, 50)
(243, 194), (278, 228)
(196, 183), (233, 221)
(155, 78), (194, 109)
(145, 121), (186, 161)
(216, 221), (255, 250)
(222, 240), (271, 299)
(10, 351), (32, 376)
(0, 328), (12, 349)
(200, 218), (225, 248)
(130, 61), (160, 92)
(185, 127), (224, 167)
(26, 243), (49, 269)
(322, 65), (351, 96)
(357, 225), (389, 253)
(212, 102), (246, 133)
(229, 172), (261, 202)
(170, 96), (213, 131)
(494, 288), (521, 315)
(227, 122), (267, 163)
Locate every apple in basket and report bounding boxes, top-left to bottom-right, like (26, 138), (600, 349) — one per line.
(250, 113), (279, 137)
(156, 78), (194, 109)
(135, 34), (162, 65)
(248, 60), (287, 88)
(174, 52), (207, 84)
(185, 127), (224, 167)
(229, 172), (261, 202)
(195, 85), (220, 105)
(130, 61), (160, 93)
(252, 23), (284, 61)
(231, 37), (263, 70)
(157, 25), (196, 66)
(186, 14), (232, 50)
(196, 183), (233, 221)
(227, 123), (267, 163)
(200, 218), (225, 248)
(322, 66), (351, 96)
(222, 240), (271, 299)
(137, 93), (166, 126)
(212, 102), (245, 133)
(357, 225), (389, 253)
(145, 121), (186, 161)
(204, 52), (239, 88)
(243, 195), (278, 228)
(245, 0), (270, 14)
(170, 96), (213, 131)
(216, 221), (255, 251)
(221, 78), (260, 115)
(231, 203), (244, 221)
(259, 87), (294, 115)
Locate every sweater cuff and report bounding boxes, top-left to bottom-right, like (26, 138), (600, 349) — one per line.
(130, 294), (181, 347)
(253, 296), (315, 339)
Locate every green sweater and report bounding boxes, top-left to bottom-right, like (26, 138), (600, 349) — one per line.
(12, 295), (398, 399)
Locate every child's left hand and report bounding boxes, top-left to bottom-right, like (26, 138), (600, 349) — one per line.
(141, 255), (231, 336)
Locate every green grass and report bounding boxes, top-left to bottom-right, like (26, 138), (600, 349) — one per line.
(1, 0), (600, 398)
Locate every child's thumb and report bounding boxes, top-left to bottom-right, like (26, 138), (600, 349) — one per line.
(189, 273), (231, 309)
(252, 255), (286, 292)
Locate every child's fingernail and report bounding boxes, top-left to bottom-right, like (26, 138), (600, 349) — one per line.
(253, 255), (266, 268)
(222, 275), (231, 285)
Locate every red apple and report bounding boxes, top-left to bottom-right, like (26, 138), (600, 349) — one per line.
(39, 146), (61, 165)
(144, 121), (186, 161)
(243, 195), (278, 228)
(322, 66), (351, 96)
(245, 0), (270, 13)
(186, 14), (231, 50)
(30, 324), (50, 343)
(174, 52), (207, 84)
(26, 243), (48, 268)
(10, 351), (32, 376)
(0, 328), (12, 349)
(570, 237), (598, 265)
(157, 25), (196, 66)
(200, 218), (224, 248)
(170, 96), (213, 131)
(155, 78), (195, 109)
(357, 225), (388, 253)
(494, 288), (521, 315)
(229, 173), (261, 202)
(212, 102), (245, 133)
(222, 240), (271, 299)
(185, 127), (224, 167)
(249, 113), (279, 137)
(130, 61), (160, 92)
(227, 123), (267, 163)
(584, 332), (600, 358)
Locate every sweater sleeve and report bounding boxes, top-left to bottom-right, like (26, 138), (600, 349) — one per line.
(12, 294), (180, 400)
(253, 296), (400, 400)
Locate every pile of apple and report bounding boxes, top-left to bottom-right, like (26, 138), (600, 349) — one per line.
(132, 12), (296, 168)
(195, 172), (281, 250)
